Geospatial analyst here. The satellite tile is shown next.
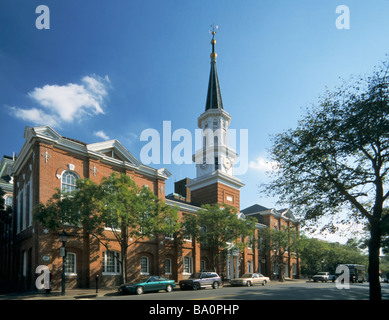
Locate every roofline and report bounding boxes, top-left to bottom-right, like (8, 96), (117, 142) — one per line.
(13, 126), (171, 181)
(245, 208), (299, 224)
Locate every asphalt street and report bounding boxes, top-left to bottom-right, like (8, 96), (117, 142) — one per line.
(96, 281), (389, 300)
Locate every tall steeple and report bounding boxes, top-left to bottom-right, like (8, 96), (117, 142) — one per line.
(188, 26), (244, 210)
(205, 26), (223, 111)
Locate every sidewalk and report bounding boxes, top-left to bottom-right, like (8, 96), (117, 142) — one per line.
(0, 288), (118, 300)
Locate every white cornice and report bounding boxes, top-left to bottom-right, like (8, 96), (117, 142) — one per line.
(245, 208), (299, 224)
(13, 126), (171, 181)
(165, 198), (200, 214)
(187, 169), (244, 191)
(198, 108), (231, 128)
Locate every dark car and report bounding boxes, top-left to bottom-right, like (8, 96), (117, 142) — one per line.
(179, 272), (222, 290)
(118, 276), (176, 295)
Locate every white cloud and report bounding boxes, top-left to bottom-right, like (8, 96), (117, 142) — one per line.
(9, 74), (110, 127)
(94, 130), (110, 140)
(10, 107), (58, 127)
(249, 156), (279, 173)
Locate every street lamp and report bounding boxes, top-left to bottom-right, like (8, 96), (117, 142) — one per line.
(59, 230), (68, 295)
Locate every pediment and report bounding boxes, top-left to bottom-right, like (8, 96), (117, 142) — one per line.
(279, 208), (296, 220)
(25, 126), (62, 142)
(87, 140), (141, 167)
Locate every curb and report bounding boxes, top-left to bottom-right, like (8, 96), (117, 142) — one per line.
(74, 294), (98, 299)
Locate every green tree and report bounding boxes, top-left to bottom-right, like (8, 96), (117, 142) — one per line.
(298, 236), (329, 276)
(259, 225), (300, 281)
(98, 173), (179, 283)
(183, 203), (256, 273)
(298, 236), (368, 277)
(35, 173), (179, 284)
(264, 60), (389, 300)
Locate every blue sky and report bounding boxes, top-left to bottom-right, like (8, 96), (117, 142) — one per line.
(2, 1), (389, 241)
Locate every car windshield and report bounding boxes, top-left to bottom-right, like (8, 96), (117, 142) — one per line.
(189, 273), (202, 279)
(317, 272), (327, 275)
(241, 274), (254, 278)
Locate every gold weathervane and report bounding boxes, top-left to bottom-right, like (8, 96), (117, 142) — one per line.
(209, 24), (218, 59)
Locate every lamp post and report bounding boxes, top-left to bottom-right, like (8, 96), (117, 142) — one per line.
(59, 230), (68, 295)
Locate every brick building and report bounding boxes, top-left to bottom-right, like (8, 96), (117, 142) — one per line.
(0, 155), (14, 291)
(1, 32), (300, 292)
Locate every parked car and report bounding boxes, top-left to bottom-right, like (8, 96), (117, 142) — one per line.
(179, 272), (222, 290)
(312, 272), (335, 282)
(118, 276), (176, 295)
(230, 273), (270, 286)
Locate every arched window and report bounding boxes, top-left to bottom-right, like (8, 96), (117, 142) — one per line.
(61, 171), (79, 193)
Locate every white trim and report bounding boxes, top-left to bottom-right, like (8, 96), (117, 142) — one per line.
(14, 126), (171, 182)
(165, 198), (200, 214)
(28, 172), (33, 227)
(102, 251), (121, 275)
(187, 170), (244, 191)
(64, 252), (77, 276)
(164, 258), (172, 275)
(140, 256), (149, 275)
(183, 256), (193, 275)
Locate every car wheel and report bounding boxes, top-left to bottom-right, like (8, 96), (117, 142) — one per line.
(193, 283), (200, 290)
(136, 286), (144, 295)
(166, 284), (173, 293)
(262, 280), (267, 286)
(246, 281), (252, 287)
(212, 281), (219, 289)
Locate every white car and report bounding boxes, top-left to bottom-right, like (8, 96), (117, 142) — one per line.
(230, 273), (270, 286)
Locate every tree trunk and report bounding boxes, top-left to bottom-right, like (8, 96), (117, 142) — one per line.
(121, 246), (127, 284)
(368, 218), (382, 300)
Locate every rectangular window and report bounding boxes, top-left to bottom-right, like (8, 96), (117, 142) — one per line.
(183, 256), (193, 274)
(200, 260), (206, 272)
(140, 256), (149, 275)
(102, 251), (121, 275)
(215, 157), (219, 170)
(247, 236), (253, 249)
(247, 260), (253, 273)
(65, 253), (77, 275)
(165, 259), (172, 275)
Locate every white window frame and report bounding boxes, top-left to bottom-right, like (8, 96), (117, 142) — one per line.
(247, 236), (253, 250)
(247, 260), (253, 273)
(102, 251), (121, 275)
(140, 256), (149, 275)
(61, 171), (79, 193)
(183, 256), (193, 275)
(200, 260), (206, 272)
(4, 195), (12, 208)
(164, 258), (172, 275)
(64, 252), (77, 276)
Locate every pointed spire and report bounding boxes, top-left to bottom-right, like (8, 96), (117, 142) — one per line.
(205, 25), (223, 111)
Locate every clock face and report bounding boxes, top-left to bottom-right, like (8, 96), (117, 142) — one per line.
(224, 157), (232, 169)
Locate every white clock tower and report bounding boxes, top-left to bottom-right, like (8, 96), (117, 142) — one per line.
(188, 27), (244, 210)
